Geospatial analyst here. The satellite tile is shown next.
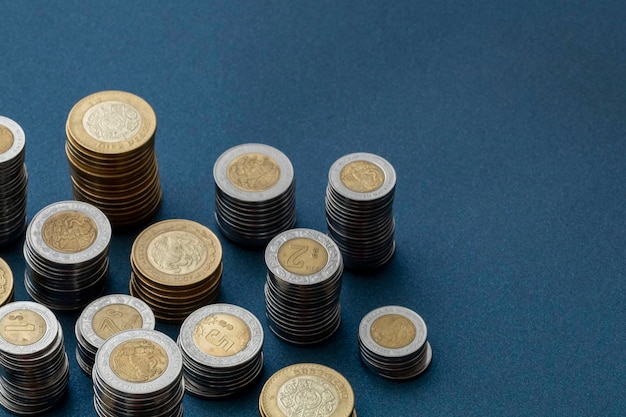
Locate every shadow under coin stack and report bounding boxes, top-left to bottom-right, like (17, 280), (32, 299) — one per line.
(24, 201), (111, 310)
(66, 90), (162, 229)
(0, 301), (70, 415)
(92, 329), (184, 417)
(130, 219), (223, 323)
(358, 305), (432, 380)
(264, 228), (343, 345)
(178, 303), (264, 398)
(0, 258), (14, 307)
(213, 143), (296, 246)
(0, 116), (27, 244)
(75, 294), (156, 375)
(326, 152), (396, 270)
(259, 363), (356, 417)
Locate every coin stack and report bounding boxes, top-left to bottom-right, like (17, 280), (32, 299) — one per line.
(92, 329), (184, 417)
(24, 200), (112, 310)
(259, 363), (356, 417)
(0, 258), (14, 307)
(326, 152), (397, 269)
(66, 90), (162, 229)
(75, 294), (156, 375)
(178, 303), (264, 398)
(0, 116), (27, 245)
(0, 301), (70, 415)
(358, 305), (432, 380)
(213, 143), (296, 246)
(264, 228), (344, 345)
(130, 219), (223, 323)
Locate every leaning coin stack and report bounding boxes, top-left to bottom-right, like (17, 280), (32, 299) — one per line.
(92, 329), (184, 417)
(0, 116), (27, 245)
(66, 90), (162, 228)
(130, 219), (223, 323)
(326, 152), (396, 269)
(75, 294), (156, 375)
(358, 305), (432, 380)
(178, 303), (264, 398)
(213, 143), (296, 246)
(259, 363), (356, 417)
(264, 228), (344, 345)
(0, 257), (14, 307)
(0, 301), (70, 415)
(24, 200), (112, 310)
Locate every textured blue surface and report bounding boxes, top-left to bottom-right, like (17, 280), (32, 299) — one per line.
(0, 1), (625, 416)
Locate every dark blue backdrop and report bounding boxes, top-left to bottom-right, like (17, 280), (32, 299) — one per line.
(0, 1), (625, 416)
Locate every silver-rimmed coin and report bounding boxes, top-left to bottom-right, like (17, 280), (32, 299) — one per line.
(328, 152), (396, 202)
(0, 301), (58, 357)
(0, 116), (26, 167)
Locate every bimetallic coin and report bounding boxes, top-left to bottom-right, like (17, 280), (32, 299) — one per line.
(0, 301), (57, 356)
(328, 153), (396, 202)
(0, 116), (25, 166)
(0, 258), (14, 306)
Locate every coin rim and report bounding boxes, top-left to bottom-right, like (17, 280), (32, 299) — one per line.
(328, 152), (396, 201)
(359, 305), (427, 358)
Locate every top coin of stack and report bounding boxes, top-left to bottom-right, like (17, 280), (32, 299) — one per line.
(0, 258), (14, 307)
(66, 90), (162, 229)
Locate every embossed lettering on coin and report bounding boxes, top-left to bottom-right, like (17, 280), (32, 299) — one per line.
(277, 237), (329, 275)
(370, 314), (416, 349)
(83, 100), (142, 142)
(227, 152), (281, 191)
(110, 339), (169, 383)
(0, 124), (14, 154)
(147, 231), (207, 275)
(340, 160), (385, 193)
(42, 211), (98, 253)
(0, 309), (46, 346)
(92, 304), (143, 340)
(193, 313), (251, 357)
(278, 375), (339, 417)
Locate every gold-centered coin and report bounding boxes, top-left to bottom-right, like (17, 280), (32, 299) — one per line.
(370, 314), (417, 349)
(110, 338), (168, 383)
(277, 237), (329, 275)
(0, 258), (14, 306)
(193, 313), (251, 357)
(92, 304), (144, 340)
(227, 152), (281, 192)
(0, 124), (14, 154)
(0, 309), (46, 346)
(340, 160), (385, 193)
(42, 211), (98, 253)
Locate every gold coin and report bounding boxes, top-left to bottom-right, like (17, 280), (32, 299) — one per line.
(92, 304), (144, 340)
(0, 309), (46, 346)
(340, 160), (385, 193)
(0, 258), (14, 307)
(0, 123), (14, 154)
(259, 363), (355, 417)
(370, 314), (417, 349)
(227, 152), (281, 192)
(109, 338), (168, 383)
(193, 313), (251, 357)
(42, 211), (98, 253)
(277, 237), (329, 275)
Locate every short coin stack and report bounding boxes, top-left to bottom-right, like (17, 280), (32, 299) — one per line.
(213, 143), (296, 246)
(0, 116), (27, 244)
(264, 228), (344, 345)
(0, 301), (70, 415)
(358, 305), (432, 380)
(326, 152), (396, 269)
(93, 329), (184, 417)
(66, 90), (162, 228)
(259, 363), (356, 417)
(178, 303), (264, 398)
(75, 294), (156, 375)
(0, 258), (14, 307)
(130, 219), (223, 323)
(24, 200), (112, 310)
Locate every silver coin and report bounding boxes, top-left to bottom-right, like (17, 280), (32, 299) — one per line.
(0, 116), (26, 166)
(328, 152), (396, 202)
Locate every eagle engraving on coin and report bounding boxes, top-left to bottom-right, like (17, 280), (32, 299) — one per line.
(340, 160), (385, 193)
(42, 211), (98, 253)
(278, 376), (338, 416)
(370, 314), (416, 349)
(227, 153), (281, 191)
(83, 100), (141, 142)
(147, 231), (207, 275)
(110, 339), (168, 383)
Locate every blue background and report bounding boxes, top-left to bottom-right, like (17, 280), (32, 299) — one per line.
(0, 1), (625, 416)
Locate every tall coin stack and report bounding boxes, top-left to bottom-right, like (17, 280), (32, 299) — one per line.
(0, 301), (70, 415)
(24, 201), (112, 310)
(0, 258), (14, 307)
(93, 329), (184, 417)
(75, 294), (155, 375)
(0, 116), (27, 245)
(264, 228), (344, 345)
(259, 363), (356, 417)
(213, 143), (296, 246)
(326, 152), (396, 269)
(130, 219), (223, 323)
(358, 305), (432, 380)
(66, 90), (162, 228)
(178, 303), (264, 398)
